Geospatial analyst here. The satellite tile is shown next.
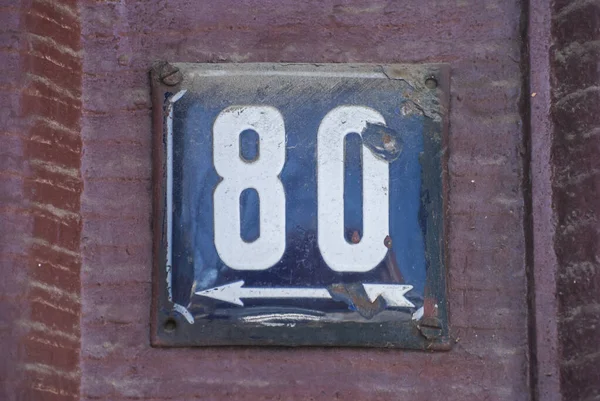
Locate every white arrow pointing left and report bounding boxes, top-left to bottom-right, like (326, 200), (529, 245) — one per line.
(195, 281), (414, 308)
(195, 280), (332, 306)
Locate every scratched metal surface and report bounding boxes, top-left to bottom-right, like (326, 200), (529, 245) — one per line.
(152, 63), (449, 347)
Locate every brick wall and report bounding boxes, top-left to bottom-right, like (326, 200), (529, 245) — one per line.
(550, 1), (600, 400)
(5, 1), (598, 400)
(0, 0), (83, 400)
(79, 1), (529, 400)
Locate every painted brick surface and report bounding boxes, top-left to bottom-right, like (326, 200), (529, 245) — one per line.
(0, 0), (83, 400)
(3, 1), (600, 399)
(79, 1), (529, 400)
(550, 1), (600, 400)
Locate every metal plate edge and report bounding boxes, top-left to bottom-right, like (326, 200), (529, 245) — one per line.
(150, 62), (451, 350)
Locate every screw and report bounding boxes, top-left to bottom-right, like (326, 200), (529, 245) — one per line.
(425, 76), (438, 89)
(156, 62), (183, 86)
(164, 318), (177, 332)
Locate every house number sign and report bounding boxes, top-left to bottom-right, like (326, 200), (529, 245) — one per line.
(151, 63), (450, 349)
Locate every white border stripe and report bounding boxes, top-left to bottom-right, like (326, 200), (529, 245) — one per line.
(166, 90), (187, 303)
(188, 70), (385, 79)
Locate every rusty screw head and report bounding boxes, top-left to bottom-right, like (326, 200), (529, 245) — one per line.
(425, 76), (438, 89)
(163, 318), (177, 332)
(156, 62), (183, 86)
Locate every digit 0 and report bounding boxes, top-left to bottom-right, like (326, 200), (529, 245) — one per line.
(317, 106), (390, 272)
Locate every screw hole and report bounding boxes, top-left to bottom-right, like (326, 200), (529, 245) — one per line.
(164, 318), (177, 332)
(425, 77), (438, 89)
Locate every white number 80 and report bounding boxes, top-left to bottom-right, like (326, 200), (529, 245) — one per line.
(213, 105), (390, 273)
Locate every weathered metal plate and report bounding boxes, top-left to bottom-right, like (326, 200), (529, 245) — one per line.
(151, 63), (450, 348)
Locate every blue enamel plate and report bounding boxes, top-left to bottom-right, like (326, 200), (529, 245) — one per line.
(152, 63), (450, 348)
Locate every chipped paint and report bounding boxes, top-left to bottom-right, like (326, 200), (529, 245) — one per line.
(381, 65), (447, 122)
(328, 283), (385, 319)
(173, 303), (194, 324)
(400, 100), (424, 117)
(361, 122), (403, 162)
(412, 306), (425, 321)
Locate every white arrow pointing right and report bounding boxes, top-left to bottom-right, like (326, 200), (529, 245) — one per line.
(362, 284), (415, 308)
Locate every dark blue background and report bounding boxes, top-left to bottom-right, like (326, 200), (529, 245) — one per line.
(170, 76), (427, 314)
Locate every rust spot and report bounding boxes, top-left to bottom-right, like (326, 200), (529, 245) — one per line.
(328, 283), (385, 319)
(423, 296), (439, 318)
(361, 122), (403, 162)
(417, 316), (443, 340)
(351, 231), (361, 244)
(384, 235), (392, 248)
